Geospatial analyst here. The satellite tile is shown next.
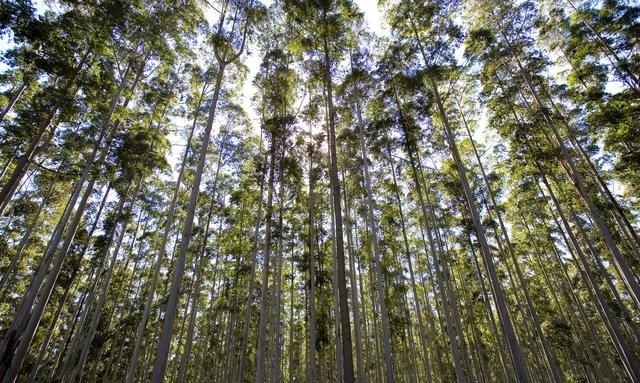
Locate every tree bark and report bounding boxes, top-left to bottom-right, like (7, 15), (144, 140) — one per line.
(256, 131), (278, 383)
(151, 65), (225, 383)
(355, 100), (394, 383)
(125, 78), (207, 383)
(322, 30), (355, 383)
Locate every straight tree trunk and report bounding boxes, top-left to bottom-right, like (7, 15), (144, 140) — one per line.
(125, 78), (207, 383)
(393, 86), (465, 383)
(307, 120), (318, 383)
(71, 181), (141, 382)
(0, 180), (56, 297)
(456, 99), (563, 382)
(354, 100), (394, 383)
(415, 43), (528, 378)
(328, 131), (344, 383)
(237, 145), (267, 382)
(26, 264), (79, 382)
(386, 142), (433, 383)
(0, 82), (26, 123)
(255, 130), (278, 383)
(151, 65), (225, 383)
(342, 171), (365, 383)
(538, 168), (640, 381)
(0, 56), (146, 382)
(177, 129), (225, 383)
(271, 177), (285, 383)
(322, 30), (355, 383)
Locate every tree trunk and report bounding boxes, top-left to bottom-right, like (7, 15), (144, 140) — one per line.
(0, 55), (146, 382)
(538, 169), (640, 381)
(386, 141), (433, 383)
(424, 62), (528, 380)
(393, 85), (465, 383)
(71, 181), (141, 382)
(0, 180), (56, 297)
(355, 100), (394, 383)
(456, 99), (562, 382)
(177, 129), (225, 383)
(125, 78), (207, 383)
(322, 31), (354, 383)
(307, 120), (318, 383)
(237, 155), (267, 383)
(256, 130), (278, 383)
(0, 82), (26, 123)
(343, 171), (365, 383)
(271, 177), (285, 383)
(151, 65), (225, 383)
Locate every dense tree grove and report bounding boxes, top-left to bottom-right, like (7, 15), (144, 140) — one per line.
(0, 0), (639, 382)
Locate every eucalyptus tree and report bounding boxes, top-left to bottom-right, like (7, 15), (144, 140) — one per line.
(383, 0), (529, 381)
(0, 0), (129, 215)
(0, 1), (200, 381)
(252, 46), (297, 383)
(466, 0), (640, 316)
(1, 0), (640, 381)
(124, 63), (211, 383)
(338, 43), (395, 383)
(150, 0), (258, 380)
(283, 2), (363, 381)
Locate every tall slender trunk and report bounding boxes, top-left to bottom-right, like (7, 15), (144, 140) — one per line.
(175, 219), (204, 383)
(0, 56), (146, 382)
(0, 82), (26, 122)
(49, 286), (89, 380)
(386, 142), (433, 383)
(393, 87), (465, 383)
(343, 172), (365, 383)
(467, 234), (512, 381)
(71, 181), (141, 382)
(125, 78), (207, 383)
(176, 131), (225, 383)
(456, 99), (563, 382)
(0, 155), (14, 181)
(288, 247), (295, 383)
(328, 128), (344, 383)
(423, 59), (528, 380)
(356, 243), (372, 383)
(54, 183), (111, 379)
(307, 122), (317, 383)
(538, 168), (640, 381)
(238, 146), (267, 382)
(322, 30), (354, 383)
(255, 130), (278, 383)
(354, 100), (394, 382)
(151, 65), (225, 383)
(26, 264), (79, 382)
(271, 177), (285, 383)
(0, 180), (56, 297)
